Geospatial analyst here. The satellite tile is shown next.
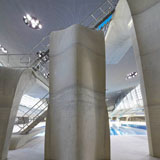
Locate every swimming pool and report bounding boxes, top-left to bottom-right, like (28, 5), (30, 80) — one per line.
(110, 122), (147, 135)
(34, 122), (147, 137)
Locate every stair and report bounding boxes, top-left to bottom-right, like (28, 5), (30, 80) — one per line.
(13, 0), (119, 135)
(16, 93), (49, 134)
(20, 110), (47, 135)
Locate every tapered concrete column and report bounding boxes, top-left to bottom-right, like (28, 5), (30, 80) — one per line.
(45, 24), (110, 160)
(0, 67), (34, 160)
(125, 0), (160, 158)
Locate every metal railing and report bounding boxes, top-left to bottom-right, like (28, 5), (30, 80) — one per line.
(2, 0), (118, 134)
(16, 93), (49, 133)
(80, 0), (117, 28)
(0, 33), (50, 79)
(0, 0), (118, 80)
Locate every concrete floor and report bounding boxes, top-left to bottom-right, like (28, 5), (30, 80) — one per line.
(111, 136), (160, 160)
(8, 135), (160, 160)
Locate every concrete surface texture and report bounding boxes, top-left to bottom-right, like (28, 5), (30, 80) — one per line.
(0, 67), (34, 160)
(126, 0), (160, 158)
(45, 24), (110, 160)
(7, 135), (160, 160)
(104, 0), (139, 96)
(106, 0), (160, 158)
(10, 127), (45, 150)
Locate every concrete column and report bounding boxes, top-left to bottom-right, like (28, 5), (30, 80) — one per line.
(0, 67), (34, 160)
(126, 0), (160, 158)
(45, 24), (110, 160)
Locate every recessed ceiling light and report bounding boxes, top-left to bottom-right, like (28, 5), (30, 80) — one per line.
(126, 71), (138, 80)
(0, 44), (8, 53)
(23, 14), (42, 30)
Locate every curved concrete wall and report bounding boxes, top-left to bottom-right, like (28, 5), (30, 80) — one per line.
(126, 0), (160, 158)
(106, 0), (160, 158)
(0, 67), (34, 160)
(45, 24), (110, 160)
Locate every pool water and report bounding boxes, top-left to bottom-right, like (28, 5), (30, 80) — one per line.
(34, 122), (147, 137)
(110, 122), (147, 135)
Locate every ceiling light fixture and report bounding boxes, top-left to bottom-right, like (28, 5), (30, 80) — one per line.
(126, 71), (138, 80)
(36, 49), (49, 62)
(0, 44), (8, 53)
(43, 72), (50, 79)
(23, 14), (42, 30)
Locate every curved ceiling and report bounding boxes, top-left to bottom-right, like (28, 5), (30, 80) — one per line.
(0, 0), (106, 55)
(0, 0), (139, 105)
(105, 0), (139, 105)
(106, 47), (139, 94)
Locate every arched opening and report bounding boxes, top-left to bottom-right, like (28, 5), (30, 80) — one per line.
(105, 0), (151, 159)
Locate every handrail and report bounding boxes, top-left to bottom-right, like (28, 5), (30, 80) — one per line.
(32, 105), (48, 121)
(80, 1), (108, 25)
(80, 0), (116, 28)
(13, 0), (118, 134)
(0, 1), (116, 79)
(18, 103), (48, 133)
(21, 93), (49, 118)
(26, 99), (47, 118)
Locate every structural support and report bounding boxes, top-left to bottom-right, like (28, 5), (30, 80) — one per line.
(125, 0), (160, 158)
(0, 67), (34, 160)
(45, 24), (110, 160)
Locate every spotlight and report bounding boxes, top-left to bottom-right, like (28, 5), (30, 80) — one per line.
(36, 50), (49, 62)
(126, 71), (138, 80)
(23, 14), (42, 30)
(0, 44), (8, 53)
(38, 24), (42, 29)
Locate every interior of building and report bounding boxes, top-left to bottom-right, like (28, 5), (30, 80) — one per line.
(0, 0), (160, 159)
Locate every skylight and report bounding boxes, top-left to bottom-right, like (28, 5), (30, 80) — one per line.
(20, 94), (40, 108)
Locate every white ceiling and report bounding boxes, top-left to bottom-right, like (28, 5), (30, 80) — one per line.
(105, 0), (139, 105)
(106, 47), (139, 94)
(0, 0), (110, 55)
(0, 0), (139, 105)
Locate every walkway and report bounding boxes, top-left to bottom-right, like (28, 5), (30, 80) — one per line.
(8, 135), (160, 160)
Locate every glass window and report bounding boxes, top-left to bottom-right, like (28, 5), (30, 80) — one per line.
(0, 62), (3, 66)
(130, 90), (137, 107)
(127, 93), (133, 108)
(112, 84), (144, 118)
